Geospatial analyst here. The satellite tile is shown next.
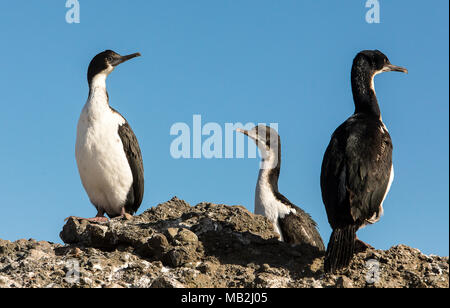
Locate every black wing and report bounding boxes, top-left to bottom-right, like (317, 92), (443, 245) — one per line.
(118, 121), (144, 215)
(275, 192), (325, 251)
(320, 115), (393, 229)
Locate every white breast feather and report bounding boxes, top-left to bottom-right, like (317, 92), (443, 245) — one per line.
(255, 165), (296, 241)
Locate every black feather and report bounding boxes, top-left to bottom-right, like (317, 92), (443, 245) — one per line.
(113, 110), (144, 216)
(275, 192), (325, 251)
(324, 225), (357, 273)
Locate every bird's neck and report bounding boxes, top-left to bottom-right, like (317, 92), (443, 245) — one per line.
(257, 143), (282, 189)
(257, 163), (280, 193)
(87, 73), (110, 110)
(255, 151), (281, 205)
(351, 67), (381, 119)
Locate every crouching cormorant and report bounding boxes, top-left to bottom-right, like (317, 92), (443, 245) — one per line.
(320, 50), (407, 273)
(70, 50), (144, 222)
(238, 125), (325, 251)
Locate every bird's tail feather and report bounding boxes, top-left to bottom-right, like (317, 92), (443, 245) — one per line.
(324, 225), (357, 273)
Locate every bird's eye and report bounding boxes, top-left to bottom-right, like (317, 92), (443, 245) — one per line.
(107, 56), (114, 62)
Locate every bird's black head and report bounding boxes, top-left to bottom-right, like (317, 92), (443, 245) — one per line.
(236, 125), (281, 170)
(353, 50), (408, 76)
(351, 50), (407, 117)
(87, 50), (141, 85)
(237, 125), (280, 152)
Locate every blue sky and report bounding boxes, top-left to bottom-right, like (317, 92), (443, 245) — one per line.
(0, 1), (448, 256)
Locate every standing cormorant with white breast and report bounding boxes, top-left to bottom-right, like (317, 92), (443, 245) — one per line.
(238, 125), (325, 251)
(320, 50), (407, 273)
(70, 50), (144, 222)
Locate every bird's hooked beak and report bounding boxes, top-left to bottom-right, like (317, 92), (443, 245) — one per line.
(236, 128), (248, 136)
(112, 52), (141, 67)
(236, 127), (266, 149)
(236, 128), (257, 141)
(382, 63), (408, 74)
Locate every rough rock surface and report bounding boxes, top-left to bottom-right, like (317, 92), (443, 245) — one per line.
(0, 197), (448, 288)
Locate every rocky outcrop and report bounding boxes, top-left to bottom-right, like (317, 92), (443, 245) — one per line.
(0, 197), (448, 288)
